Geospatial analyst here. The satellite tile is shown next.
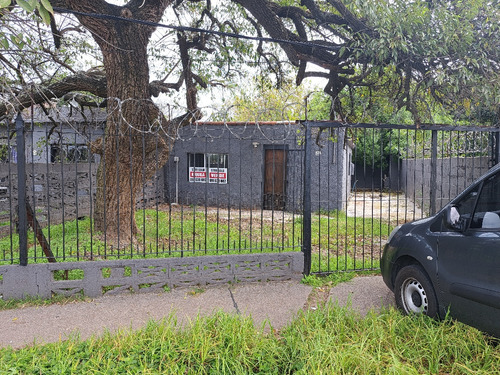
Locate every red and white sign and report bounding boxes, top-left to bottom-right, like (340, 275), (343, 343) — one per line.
(189, 167), (207, 183)
(209, 168), (228, 184)
(209, 171), (226, 179)
(189, 167), (228, 184)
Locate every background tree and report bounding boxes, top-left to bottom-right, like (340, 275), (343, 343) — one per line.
(0, 0), (498, 244)
(234, 0), (499, 124)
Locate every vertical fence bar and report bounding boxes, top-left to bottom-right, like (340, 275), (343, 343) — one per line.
(44, 124), (51, 257)
(302, 122), (312, 275)
(88, 126), (94, 260)
(29, 112), (36, 260)
(15, 113), (28, 266)
(317, 136), (322, 271)
(6, 119), (14, 262)
(430, 129), (438, 215)
(59, 120), (65, 260)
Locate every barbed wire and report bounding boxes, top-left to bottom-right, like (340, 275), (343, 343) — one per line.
(2, 90), (497, 133)
(2, 96), (306, 143)
(2, 94), (498, 174)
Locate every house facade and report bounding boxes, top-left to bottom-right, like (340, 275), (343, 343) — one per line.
(0, 107), (107, 231)
(2, 110), (355, 230)
(163, 122), (354, 213)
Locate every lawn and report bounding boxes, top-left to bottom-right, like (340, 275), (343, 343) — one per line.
(0, 205), (392, 273)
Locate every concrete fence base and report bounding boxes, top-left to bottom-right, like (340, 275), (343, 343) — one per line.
(0, 253), (303, 300)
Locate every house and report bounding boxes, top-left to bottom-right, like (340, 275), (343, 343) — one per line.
(0, 106), (107, 231)
(2, 108), (355, 224)
(163, 122), (354, 213)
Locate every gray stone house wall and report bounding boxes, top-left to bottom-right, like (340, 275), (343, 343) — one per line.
(309, 127), (352, 212)
(0, 163), (164, 236)
(0, 109), (163, 233)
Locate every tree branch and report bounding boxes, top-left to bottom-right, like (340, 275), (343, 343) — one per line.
(0, 68), (193, 119)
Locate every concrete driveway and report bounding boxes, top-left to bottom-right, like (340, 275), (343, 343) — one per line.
(328, 275), (395, 316)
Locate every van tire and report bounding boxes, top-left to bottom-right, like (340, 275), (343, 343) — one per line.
(394, 265), (438, 318)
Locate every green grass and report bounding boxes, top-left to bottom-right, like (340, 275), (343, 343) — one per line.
(0, 294), (89, 311)
(303, 270), (379, 288)
(1, 306), (498, 374)
(0, 208), (392, 267)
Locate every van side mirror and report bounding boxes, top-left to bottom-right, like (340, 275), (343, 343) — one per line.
(444, 206), (464, 231)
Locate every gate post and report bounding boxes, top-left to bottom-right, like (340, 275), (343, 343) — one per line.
(302, 122), (312, 275)
(494, 130), (500, 166)
(15, 113), (28, 266)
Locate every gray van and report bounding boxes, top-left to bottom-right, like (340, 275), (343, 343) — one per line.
(381, 163), (500, 336)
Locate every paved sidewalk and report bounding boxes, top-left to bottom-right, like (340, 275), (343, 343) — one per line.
(0, 276), (394, 349)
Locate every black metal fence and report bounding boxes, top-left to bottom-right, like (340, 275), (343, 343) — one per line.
(303, 121), (500, 274)
(2, 112), (499, 275)
(2, 113), (311, 266)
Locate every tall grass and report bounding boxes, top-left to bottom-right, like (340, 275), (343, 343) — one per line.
(281, 306), (500, 374)
(1, 306), (498, 374)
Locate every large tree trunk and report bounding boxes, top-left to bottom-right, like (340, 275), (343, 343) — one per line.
(61, 1), (175, 245)
(93, 103), (168, 245)
(93, 44), (168, 245)
(93, 95), (174, 244)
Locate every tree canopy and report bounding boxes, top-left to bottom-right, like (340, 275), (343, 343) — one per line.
(1, 0), (499, 123)
(0, 0), (498, 242)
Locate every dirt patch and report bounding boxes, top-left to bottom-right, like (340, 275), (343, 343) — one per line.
(158, 204), (299, 223)
(346, 192), (424, 225)
(303, 285), (332, 311)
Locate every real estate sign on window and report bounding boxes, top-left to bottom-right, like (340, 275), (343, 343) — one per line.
(209, 168), (227, 184)
(189, 167), (207, 183)
(188, 153), (228, 184)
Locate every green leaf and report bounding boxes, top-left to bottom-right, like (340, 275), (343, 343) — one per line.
(0, 37), (8, 49)
(9, 34), (23, 48)
(37, 4), (51, 25)
(0, 0), (11, 9)
(16, 0), (35, 13)
(40, 0), (53, 14)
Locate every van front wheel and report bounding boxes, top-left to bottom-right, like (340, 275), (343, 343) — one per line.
(394, 265), (438, 318)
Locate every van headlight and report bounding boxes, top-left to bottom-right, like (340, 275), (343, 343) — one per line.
(387, 225), (401, 244)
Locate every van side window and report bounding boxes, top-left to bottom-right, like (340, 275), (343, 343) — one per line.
(451, 187), (480, 229)
(471, 172), (500, 230)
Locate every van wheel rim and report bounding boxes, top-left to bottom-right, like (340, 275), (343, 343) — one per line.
(401, 278), (428, 314)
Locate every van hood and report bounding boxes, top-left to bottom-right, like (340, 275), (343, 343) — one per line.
(406, 216), (435, 227)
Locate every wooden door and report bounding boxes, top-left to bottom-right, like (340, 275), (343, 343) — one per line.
(263, 149), (287, 210)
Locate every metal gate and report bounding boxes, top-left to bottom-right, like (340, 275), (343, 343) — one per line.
(302, 121), (500, 275)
